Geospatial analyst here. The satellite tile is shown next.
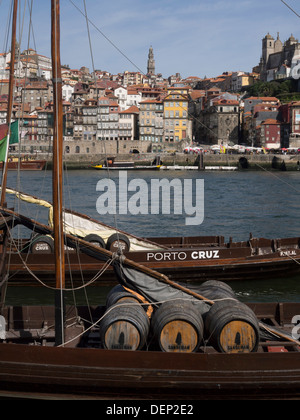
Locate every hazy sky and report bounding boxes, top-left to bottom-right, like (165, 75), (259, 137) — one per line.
(1, 0), (300, 79)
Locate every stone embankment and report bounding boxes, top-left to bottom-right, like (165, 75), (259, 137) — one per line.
(39, 152), (300, 171)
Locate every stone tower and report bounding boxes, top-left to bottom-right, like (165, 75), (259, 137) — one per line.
(147, 46), (155, 75)
(274, 32), (283, 53)
(262, 33), (275, 68)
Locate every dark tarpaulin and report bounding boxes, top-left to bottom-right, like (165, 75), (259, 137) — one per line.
(113, 260), (211, 314)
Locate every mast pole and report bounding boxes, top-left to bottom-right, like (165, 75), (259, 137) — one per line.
(51, 0), (66, 346)
(0, 0), (18, 206)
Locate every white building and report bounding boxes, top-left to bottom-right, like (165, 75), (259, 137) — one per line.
(0, 52), (10, 80)
(114, 86), (142, 111)
(62, 83), (74, 102)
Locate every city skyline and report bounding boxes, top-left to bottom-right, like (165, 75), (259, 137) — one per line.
(0, 0), (300, 79)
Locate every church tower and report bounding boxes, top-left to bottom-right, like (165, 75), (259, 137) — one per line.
(147, 46), (155, 75)
(262, 33), (275, 66)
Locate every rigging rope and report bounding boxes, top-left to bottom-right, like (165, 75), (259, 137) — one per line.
(68, 0), (219, 140)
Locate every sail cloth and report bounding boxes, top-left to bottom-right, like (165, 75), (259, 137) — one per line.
(3, 188), (163, 251)
(0, 121), (19, 162)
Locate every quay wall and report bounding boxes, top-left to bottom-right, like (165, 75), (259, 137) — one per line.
(39, 152), (300, 171)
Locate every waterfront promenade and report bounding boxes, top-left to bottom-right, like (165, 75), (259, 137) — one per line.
(38, 151), (300, 171)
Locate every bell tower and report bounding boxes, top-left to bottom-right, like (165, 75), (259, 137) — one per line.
(262, 33), (275, 66)
(147, 46), (155, 75)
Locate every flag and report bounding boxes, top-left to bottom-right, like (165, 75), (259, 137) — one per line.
(9, 120), (19, 145)
(0, 124), (8, 163)
(0, 121), (19, 162)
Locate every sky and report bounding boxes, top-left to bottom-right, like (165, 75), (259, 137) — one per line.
(1, 0), (300, 79)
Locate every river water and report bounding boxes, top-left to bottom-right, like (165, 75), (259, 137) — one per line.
(4, 168), (300, 304)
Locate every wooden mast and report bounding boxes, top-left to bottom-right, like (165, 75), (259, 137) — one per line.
(0, 0), (18, 207)
(0, 0), (18, 314)
(51, 0), (66, 346)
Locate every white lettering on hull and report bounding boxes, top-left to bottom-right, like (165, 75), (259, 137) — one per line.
(146, 250), (220, 262)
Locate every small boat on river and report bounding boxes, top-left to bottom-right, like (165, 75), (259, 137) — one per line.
(92, 156), (161, 171)
(0, 157), (46, 171)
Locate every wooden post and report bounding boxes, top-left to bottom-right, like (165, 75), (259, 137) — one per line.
(51, 0), (66, 346)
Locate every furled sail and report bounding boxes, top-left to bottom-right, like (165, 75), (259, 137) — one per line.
(2, 187), (163, 251)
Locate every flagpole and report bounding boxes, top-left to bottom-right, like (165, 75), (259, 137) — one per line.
(1, 0), (18, 206)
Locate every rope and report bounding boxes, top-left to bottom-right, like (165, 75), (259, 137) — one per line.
(69, 0), (219, 141)
(255, 163), (300, 194)
(0, 212), (118, 291)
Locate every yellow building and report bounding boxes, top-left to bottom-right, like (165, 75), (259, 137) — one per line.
(163, 86), (191, 143)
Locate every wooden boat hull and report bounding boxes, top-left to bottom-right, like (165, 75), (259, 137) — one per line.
(7, 245), (300, 286)
(5, 199), (300, 286)
(0, 303), (299, 400)
(92, 165), (161, 170)
(0, 344), (299, 400)
(0, 160), (46, 171)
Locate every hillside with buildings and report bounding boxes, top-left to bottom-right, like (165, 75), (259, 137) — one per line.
(1, 38), (300, 158)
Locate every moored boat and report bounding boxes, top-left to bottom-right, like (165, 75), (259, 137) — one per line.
(0, 158), (46, 171)
(92, 156), (161, 170)
(0, 0), (300, 402)
(4, 199), (300, 287)
(0, 300), (299, 400)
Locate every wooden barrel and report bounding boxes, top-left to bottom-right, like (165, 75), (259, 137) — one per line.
(99, 302), (150, 351)
(204, 300), (260, 353)
(106, 233), (130, 252)
(106, 285), (141, 308)
(30, 234), (54, 254)
(198, 280), (236, 301)
(151, 300), (204, 353)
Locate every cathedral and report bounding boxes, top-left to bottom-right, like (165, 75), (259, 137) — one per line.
(258, 33), (300, 82)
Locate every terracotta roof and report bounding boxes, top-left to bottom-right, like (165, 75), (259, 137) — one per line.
(213, 99), (239, 106)
(184, 76), (201, 80)
(120, 105), (139, 114)
(261, 119), (281, 125)
(190, 91), (205, 100)
(247, 96), (279, 101)
(140, 99), (161, 104)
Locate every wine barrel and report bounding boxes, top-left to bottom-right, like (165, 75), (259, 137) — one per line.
(30, 234), (54, 254)
(83, 234), (105, 248)
(99, 302), (150, 351)
(198, 280), (236, 301)
(204, 300), (260, 353)
(106, 233), (130, 252)
(151, 299), (204, 353)
(106, 285), (141, 308)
